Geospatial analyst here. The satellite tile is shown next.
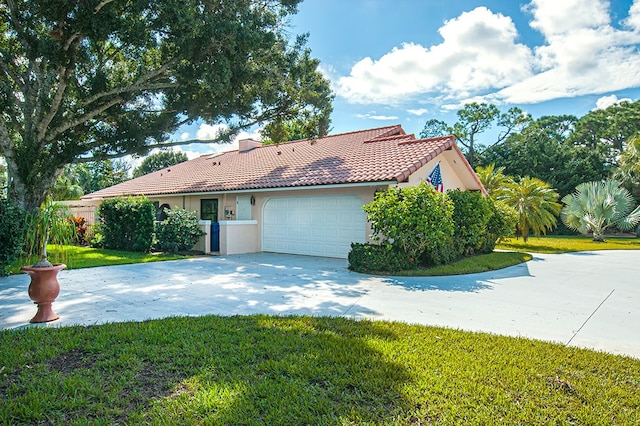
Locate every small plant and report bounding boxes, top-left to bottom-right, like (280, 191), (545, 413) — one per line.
(68, 216), (88, 245)
(24, 201), (76, 267)
(154, 207), (205, 253)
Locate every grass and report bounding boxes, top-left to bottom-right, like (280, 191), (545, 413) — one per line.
(8, 245), (190, 274)
(396, 251), (533, 276)
(497, 235), (640, 254)
(1, 315), (638, 424)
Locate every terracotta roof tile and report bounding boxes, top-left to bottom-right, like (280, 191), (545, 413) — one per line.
(82, 125), (461, 199)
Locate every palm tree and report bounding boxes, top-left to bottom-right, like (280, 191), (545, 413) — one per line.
(561, 180), (640, 242)
(498, 176), (561, 242)
(475, 164), (510, 198)
(613, 135), (640, 198)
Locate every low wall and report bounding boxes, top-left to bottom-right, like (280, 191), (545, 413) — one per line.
(219, 220), (259, 255)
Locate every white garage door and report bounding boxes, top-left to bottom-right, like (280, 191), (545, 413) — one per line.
(262, 195), (366, 258)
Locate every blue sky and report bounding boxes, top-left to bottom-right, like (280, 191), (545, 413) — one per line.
(171, 0), (640, 160)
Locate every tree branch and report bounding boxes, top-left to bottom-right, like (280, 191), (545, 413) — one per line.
(46, 96), (124, 142)
(0, 49), (25, 91)
(93, 0), (115, 14)
(74, 118), (272, 163)
(36, 65), (69, 142)
(80, 62), (174, 108)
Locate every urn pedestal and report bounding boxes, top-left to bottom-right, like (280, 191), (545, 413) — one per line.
(21, 264), (66, 323)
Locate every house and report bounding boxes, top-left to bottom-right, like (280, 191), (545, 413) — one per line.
(81, 125), (486, 258)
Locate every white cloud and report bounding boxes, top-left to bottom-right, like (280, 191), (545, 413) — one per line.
(337, 7), (532, 104)
(336, 0), (640, 107)
(494, 0), (640, 104)
(524, 0), (610, 36)
(195, 123), (227, 140)
(356, 113), (399, 120)
(407, 108), (428, 116)
(175, 124), (263, 159)
(595, 94), (633, 110)
(180, 132), (190, 141)
(626, 0), (640, 30)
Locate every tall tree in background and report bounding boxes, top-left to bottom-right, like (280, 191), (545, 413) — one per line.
(613, 135), (640, 198)
(50, 160), (130, 200)
(569, 100), (640, 167)
(0, 0), (333, 211)
(133, 150), (189, 178)
(420, 103), (530, 166)
(480, 115), (610, 197)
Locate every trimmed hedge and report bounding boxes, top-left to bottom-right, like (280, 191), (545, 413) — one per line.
(348, 243), (417, 274)
(96, 197), (155, 252)
(449, 189), (492, 256)
(0, 199), (27, 276)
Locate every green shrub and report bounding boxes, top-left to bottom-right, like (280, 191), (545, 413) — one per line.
(154, 207), (205, 253)
(480, 200), (517, 253)
(348, 243), (417, 273)
(0, 199), (27, 275)
(449, 189), (492, 256)
(363, 182), (455, 265)
(96, 197), (155, 252)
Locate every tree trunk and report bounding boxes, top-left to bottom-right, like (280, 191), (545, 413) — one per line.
(5, 158), (55, 212)
(592, 231), (606, 242)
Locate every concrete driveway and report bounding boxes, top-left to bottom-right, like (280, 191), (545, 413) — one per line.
(1, 250), (638, 359)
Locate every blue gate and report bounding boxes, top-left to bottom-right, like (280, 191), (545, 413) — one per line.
(210, 222), (220, 252)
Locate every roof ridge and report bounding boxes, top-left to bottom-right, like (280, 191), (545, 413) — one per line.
(364, 133), (416, 143)
(226, 124), (408, 152)
(304, 124), (404, 142)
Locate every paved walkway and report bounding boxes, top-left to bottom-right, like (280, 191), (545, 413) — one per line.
(1, 251), (638, 359)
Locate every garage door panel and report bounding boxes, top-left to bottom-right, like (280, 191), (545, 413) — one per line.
(262, 195), (366, 258)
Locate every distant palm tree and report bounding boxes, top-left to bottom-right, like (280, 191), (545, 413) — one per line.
(561, 180), (640, 242)
(475, 164), (510, 198)
(613, 135), (640, 198)
(498, 176), (561, 242)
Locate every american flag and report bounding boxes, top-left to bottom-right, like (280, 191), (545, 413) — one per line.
(426, 163), (444, 192)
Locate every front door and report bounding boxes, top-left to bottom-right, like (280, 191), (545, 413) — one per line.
(201, 199), (219, 251)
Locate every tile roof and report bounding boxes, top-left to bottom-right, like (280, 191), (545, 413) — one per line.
(82, 125), (467, 198)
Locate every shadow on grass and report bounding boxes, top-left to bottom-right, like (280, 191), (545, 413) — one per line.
(0, 316), (412, 424)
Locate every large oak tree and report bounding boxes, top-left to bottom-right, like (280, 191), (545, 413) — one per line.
(0, 0), (333, 210)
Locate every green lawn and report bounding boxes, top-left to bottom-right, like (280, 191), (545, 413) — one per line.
(1, 315), (638, 425)
(395, 251), (533, 276)
(8, 245), (190, 274)
(497, 235), (640, 254)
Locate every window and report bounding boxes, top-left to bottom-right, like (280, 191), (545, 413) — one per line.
(201, 199), (218, 222)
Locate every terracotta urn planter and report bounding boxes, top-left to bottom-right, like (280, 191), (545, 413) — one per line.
(21, 264), (66, 323)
